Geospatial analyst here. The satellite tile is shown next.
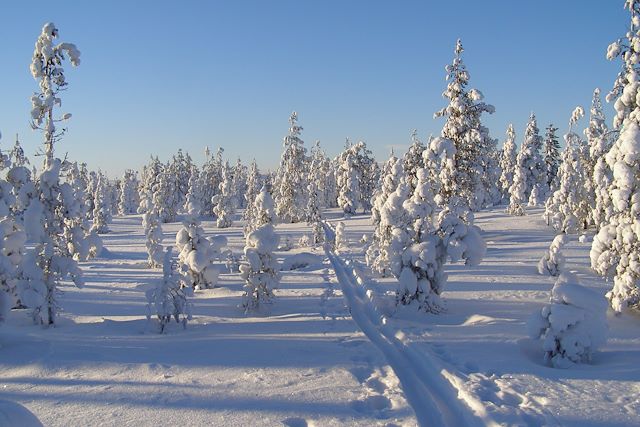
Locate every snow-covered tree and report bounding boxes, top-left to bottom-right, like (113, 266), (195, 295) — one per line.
(119, 169), (139, 215)
(183, 165), (202, 217)
(91, 173), (110, 234)
(370, 152), (405, 227)
(544, 108), (590, 233)
(434, 39), (496, 211)
(590, 2), (640, 312)
(146, 248), (192, 333)
(518, 114), (547, 206)
(63, 162), (101, 261)
(507, 152), (527, 216)
(584, 88), (613, 229)
(538, 234), (569, 276)
(175, 215), (226, 290)
(335, 140), (361, 216)
(242, 160), (262, 235)
(213, 161), (235, 228)
(231, 157), (247, 209)
(543, 124), (561, 192)
(154, 164), (179, 223)
(140, 191), (164, 269)
(499, 124), (518, 201)
(200, 147), (224, 215)
(306, 144), (325, 245)
(239, 188), (280, 311)
(274, 112), (308, 223)
(335, 221), (347, 252)
(403, 130), (426, 192)
(24, 22), (85, 325)
(528, 272), (607, 368)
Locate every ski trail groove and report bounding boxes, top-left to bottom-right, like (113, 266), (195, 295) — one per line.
(324, 244), (483, 427)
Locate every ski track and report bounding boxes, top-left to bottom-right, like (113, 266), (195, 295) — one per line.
(324, 243), (482, 427)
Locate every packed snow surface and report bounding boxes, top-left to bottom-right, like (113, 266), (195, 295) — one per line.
(0, 207), (638, 426)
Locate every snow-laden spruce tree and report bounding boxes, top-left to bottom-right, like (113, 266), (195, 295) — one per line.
(213, 161), (235, 228)
(146, 247), (192, 333)
(0, 134), (28, 322)
(91, 172), (110, 234)
(82, 166), (96, 221)
(169, 149), (193, 212)
(175, 211), (226, 290)
(273, 112), (308, 223)
(507, 150), (528, 216)
(499, 124), (518, 201)
(119, 169), (139, 215)
(589, 2), (640, 312)
(335, 221), (347, 252)
(528, 272), (607, 368)
(239, 186), (280, 312)
(366, 153), (406, 275)
(200, 146), (224, 215)
(543, 108), (590, 233)
(154, 164), (179, 223)
(543, 124), (561, 192)
(140, 190), (164, 268)
(231, 157), (247, 209)
(538, 234), (569, 276)
(584, 88), (613, 229)
(403, 130), (426, 192)
(335, 140), (361, 216)
(242, 160), (261, 235)
(518, 113), (547, 206)
(23, 22), (87, 325)
(183, 165), (202, 217)
(323, 155), (338, 208)
(370, 151), (404, 226)
(306, 144), (325, 245)
(434, 39), (496, 211)
(63, 162), (102, 261)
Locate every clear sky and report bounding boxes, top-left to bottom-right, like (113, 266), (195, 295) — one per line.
(0, 0), (627, 177)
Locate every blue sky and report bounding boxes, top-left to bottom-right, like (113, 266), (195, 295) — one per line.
(0, 1), (627, 177)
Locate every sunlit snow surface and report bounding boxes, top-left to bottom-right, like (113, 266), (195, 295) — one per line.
(0, 207), (638, 426)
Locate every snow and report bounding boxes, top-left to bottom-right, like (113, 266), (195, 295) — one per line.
(0, 207), (638, 426)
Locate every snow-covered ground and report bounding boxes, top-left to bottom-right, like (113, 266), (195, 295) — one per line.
(0, 207), (638, 426)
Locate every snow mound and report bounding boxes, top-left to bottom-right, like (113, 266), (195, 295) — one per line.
(0, 400), (43, 427)
(280, 253), (324, 271)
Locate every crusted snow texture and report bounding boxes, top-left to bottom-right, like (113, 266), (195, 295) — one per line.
(528, 272), (608, 368)
(146, 248), (192, 333)
(538, 234), (569, 276)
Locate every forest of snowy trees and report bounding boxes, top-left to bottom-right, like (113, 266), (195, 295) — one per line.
(1, 2), (640, 375)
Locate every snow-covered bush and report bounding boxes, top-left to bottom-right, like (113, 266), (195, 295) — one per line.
(146, 248), (192, 333)
(528, 272), (607, 368)
(538, 234), (569, 276)
(175, 216), (226, 290)
(239, 187), (280, 311)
